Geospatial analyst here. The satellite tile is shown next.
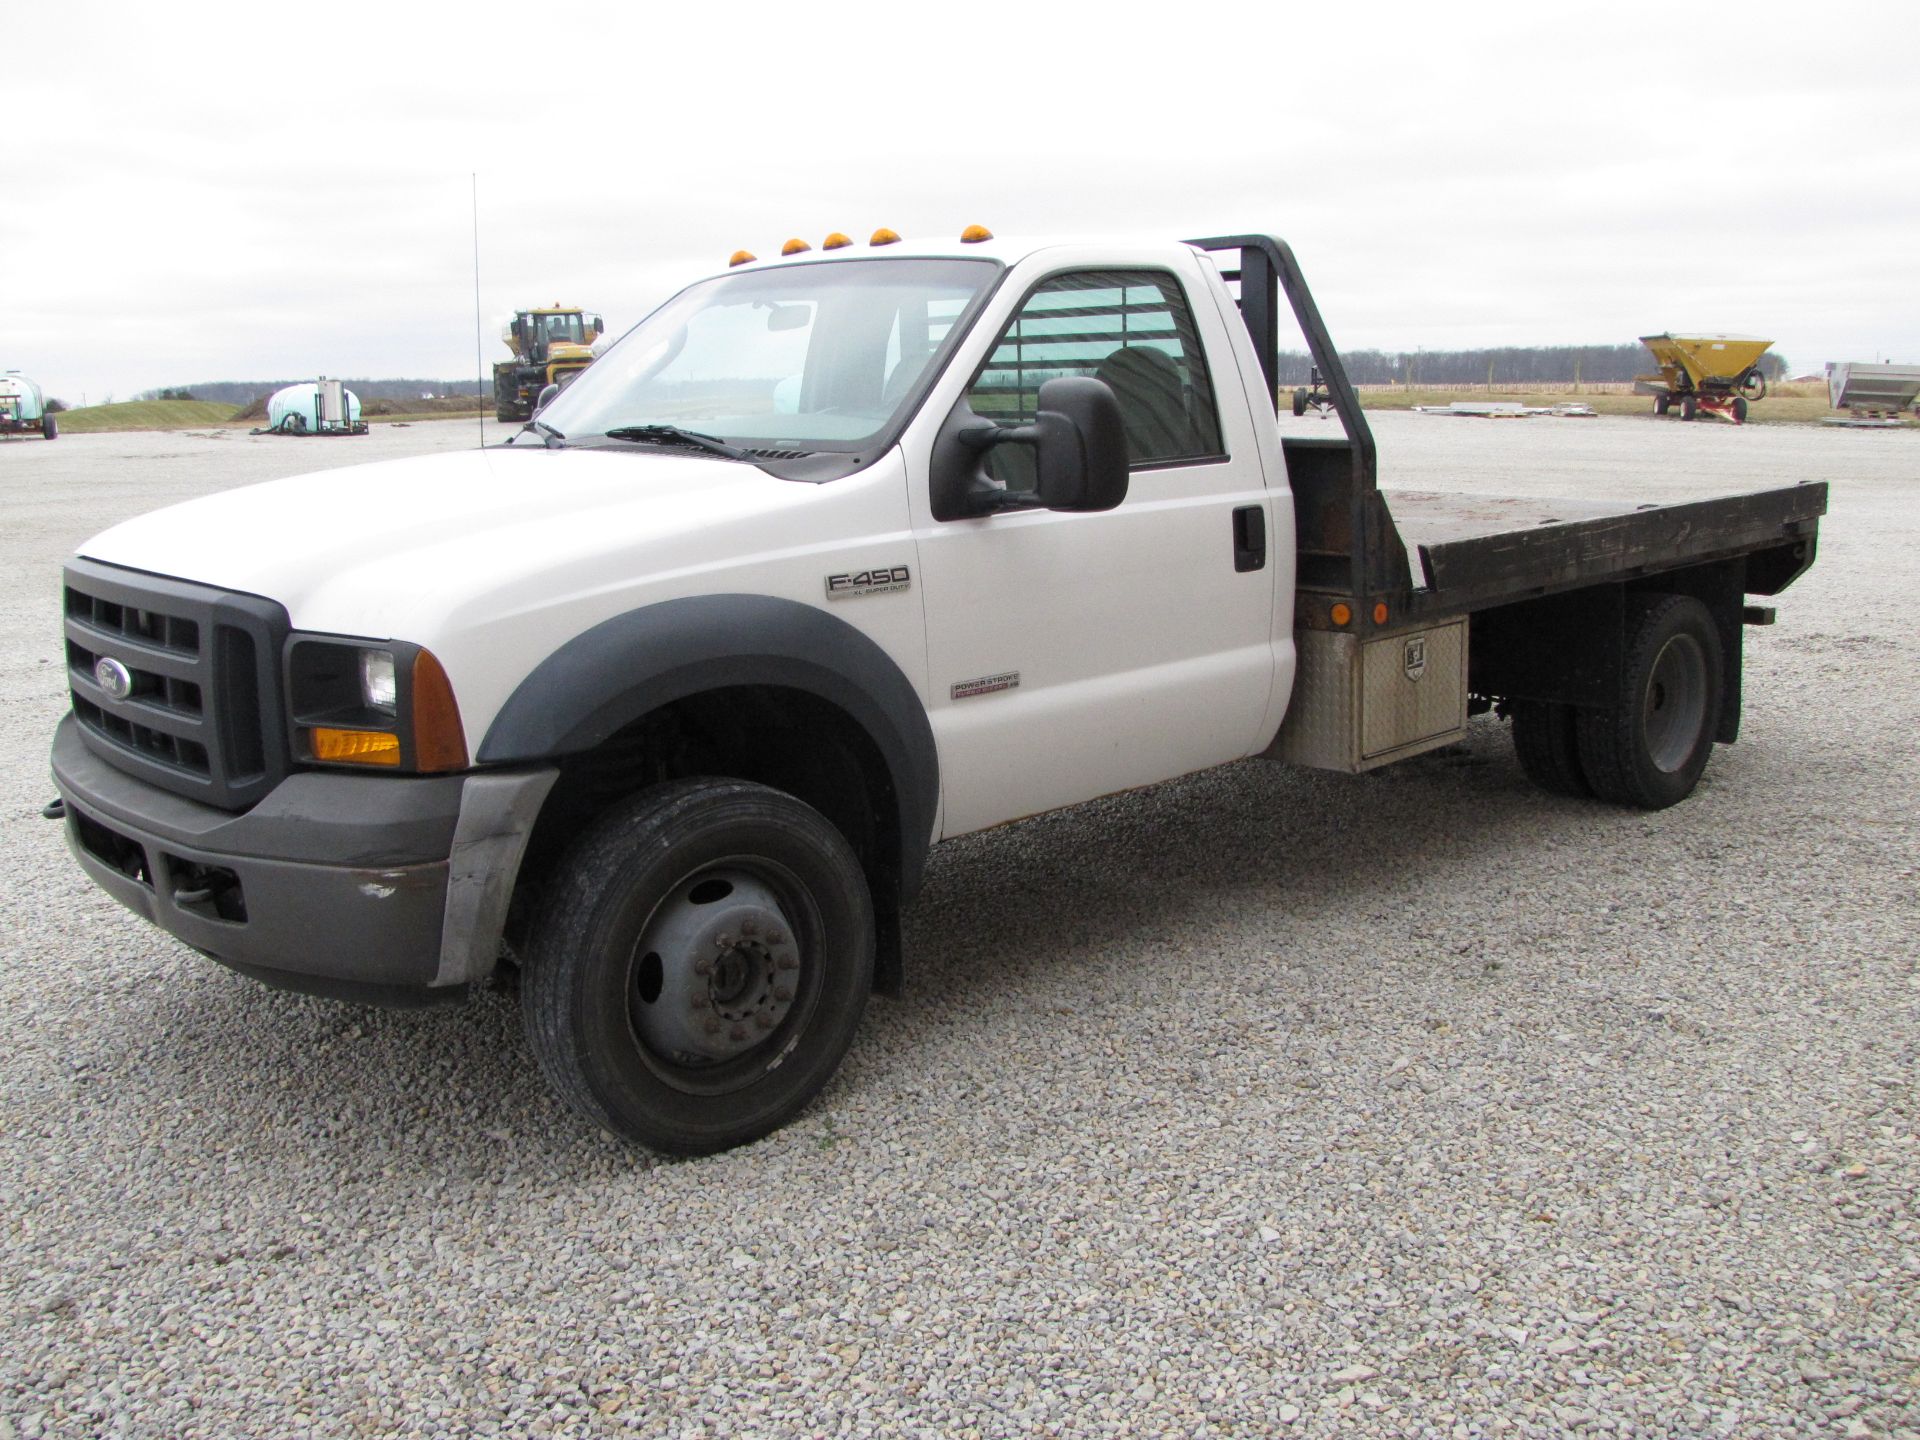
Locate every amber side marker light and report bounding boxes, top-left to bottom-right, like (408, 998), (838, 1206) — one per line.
(728, 249), (756, 267)
(1373, 602), (1390, 625)
(870, 227), (901, 246)
(411, 650), (469, 772)
(782, 237), (812, 256)
(959, 224), (993, 243)
(311, 728), (401, 766)
(1330, 602), (1353, 627)
(823, 232), (853, 250)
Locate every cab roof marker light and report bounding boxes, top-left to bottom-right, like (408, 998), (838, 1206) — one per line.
(728, 249), (756, 267)
(870, 227), (901, 246)
(959, 224), (993, 243)
(781, 237), (812, 256)
(822, 232), (853, 250)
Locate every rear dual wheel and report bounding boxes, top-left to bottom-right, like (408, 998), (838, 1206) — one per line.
(1510, 594), (1724, 810)
(522, 779), (874, 1154)
(1576, 595), (1723, 810)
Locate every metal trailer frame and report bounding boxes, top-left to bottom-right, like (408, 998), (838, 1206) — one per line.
(1826, 362), (1920, 424)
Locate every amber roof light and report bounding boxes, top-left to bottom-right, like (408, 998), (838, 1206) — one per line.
(870, 227), (901, 246)
(959, 224), (993, 243)
(728, 249), (756, 267)
(782, 237), (812, 256)
(823, 232), (853, 250)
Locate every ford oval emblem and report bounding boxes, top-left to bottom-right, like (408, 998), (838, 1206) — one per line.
(95, 657), (133, 701)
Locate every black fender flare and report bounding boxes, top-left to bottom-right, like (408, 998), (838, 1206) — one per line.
(476, 594), (939, 897)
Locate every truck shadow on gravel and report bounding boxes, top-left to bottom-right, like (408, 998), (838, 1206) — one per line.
(81, 719), (1649, 1174)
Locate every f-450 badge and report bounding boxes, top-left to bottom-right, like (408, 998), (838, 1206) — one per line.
(825, 564), (911, 599)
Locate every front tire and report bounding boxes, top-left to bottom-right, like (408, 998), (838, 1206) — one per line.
(522, 779), (875, 1154)
(1575, 594), (1723, 810)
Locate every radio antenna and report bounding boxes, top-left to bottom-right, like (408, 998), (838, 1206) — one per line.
(472, 172), (485, 448)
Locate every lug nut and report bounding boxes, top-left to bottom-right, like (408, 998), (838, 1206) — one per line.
(714, 933), (732, 948)
(689, 995), (709, 1011)
(772, 986), (793, 1003)
(765, 929), (784, 945)
(704, 1019), (721, 1036)
(755, 1014), (774, 1031)
(741, 918), (759, 937)
(776, 954), (798, 971)
(730, 1024), (748, 1042)
(694, 957), (712, 976)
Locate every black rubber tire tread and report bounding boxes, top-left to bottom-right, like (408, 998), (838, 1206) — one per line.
(42, 414), (57, 440)
(1654, 393), (1670, 416)
(1680, 396), (1698, 421)
(1575, 594), (1724, 810)
(522, 778), (874, 1154)
(1732, 396), (1748, 424)
(1511, 699), (1589, 797)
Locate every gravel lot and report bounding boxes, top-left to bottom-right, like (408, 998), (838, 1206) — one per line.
(2, 415), (1915, 1439)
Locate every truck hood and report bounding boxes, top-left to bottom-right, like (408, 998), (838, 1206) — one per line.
(77, 445), (825, 638)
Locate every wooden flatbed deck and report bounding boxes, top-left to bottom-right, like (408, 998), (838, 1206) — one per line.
(1386, 482), (1828, 616)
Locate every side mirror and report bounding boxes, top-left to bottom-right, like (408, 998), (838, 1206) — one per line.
(592, 315), (604, 336)
(1026, 377), (1128, 511)
(535, 383), (560, 412)
(931, 376), (1130, 521)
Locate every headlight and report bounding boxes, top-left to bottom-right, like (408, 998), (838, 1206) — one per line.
(359, 650), (398, 714)
(286, 637), (468, 773)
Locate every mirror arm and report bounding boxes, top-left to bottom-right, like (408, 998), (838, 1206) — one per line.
(951, 424), (1045, 515)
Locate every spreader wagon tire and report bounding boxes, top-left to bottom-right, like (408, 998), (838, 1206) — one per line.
(1575, 594), (1724, 810)
(522, 778), (875, 1154)
(1510, 699), (1589, 798)
(41, 414), (57, 440)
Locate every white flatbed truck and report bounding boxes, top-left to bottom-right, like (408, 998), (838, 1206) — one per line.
(49, 230), (1825, 1152)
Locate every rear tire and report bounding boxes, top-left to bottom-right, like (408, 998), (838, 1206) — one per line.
(1511, 700), (1589, 797)
(522, 778), (875, 1154)
(1680, 395), (1698, 421)
(41, 414), (57, 439)
(1292, 388), (1308, 418)
(1732, 396), (1749, 424)
(1654, 393), (1670, 417)
(1575, 594), (1723, 810)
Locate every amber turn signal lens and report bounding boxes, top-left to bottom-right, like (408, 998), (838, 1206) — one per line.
(1373, 602), (1390, 625)
(410, 650), (468, 773)
(822, 232), (853, 250)
(959, 224), (993, 243)
(1330, 602), (1352, 627)
(781, 237), (811, 256)
(870, 227), (901, 246)
(728, 250), (756, 267)
(310, 728), (401, 766)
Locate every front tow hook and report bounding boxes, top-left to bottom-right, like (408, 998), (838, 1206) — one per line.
(41, 798), (66, 820)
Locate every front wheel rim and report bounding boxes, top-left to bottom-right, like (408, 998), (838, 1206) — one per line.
(623, 859), (821, 1096)
(1643, 633), (1708, 772)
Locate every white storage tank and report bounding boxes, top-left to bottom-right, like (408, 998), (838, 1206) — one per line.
(264, 378), (366, 435)
(0, 370), (56, 439)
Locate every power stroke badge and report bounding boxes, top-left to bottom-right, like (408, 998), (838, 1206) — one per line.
(824, 564), (911, 600)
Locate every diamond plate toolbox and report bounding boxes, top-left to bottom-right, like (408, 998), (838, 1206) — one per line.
(1268, 619), (1468, 772)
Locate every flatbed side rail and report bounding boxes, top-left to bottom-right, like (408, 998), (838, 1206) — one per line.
(1188, 234), (1411, 617)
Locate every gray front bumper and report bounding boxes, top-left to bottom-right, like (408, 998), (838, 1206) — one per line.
(51, 716), (555, 1004)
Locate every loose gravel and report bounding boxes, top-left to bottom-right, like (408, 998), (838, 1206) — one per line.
(1, 415), (1915, 1439)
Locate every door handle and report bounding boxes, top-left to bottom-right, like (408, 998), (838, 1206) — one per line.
(1232, 504), (1266, 572)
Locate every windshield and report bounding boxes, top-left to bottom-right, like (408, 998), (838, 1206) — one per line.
(530, 312), (587, 345)
(537, 258), (998, 452)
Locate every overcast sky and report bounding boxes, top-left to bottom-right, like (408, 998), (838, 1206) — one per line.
(7, 2), (1915, 403)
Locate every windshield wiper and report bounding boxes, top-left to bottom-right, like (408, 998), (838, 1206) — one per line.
(520, 418), (566, 448)
(603, 424), (750, 460)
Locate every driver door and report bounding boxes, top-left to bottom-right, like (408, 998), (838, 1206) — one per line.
(911, 261), (1278, 838)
